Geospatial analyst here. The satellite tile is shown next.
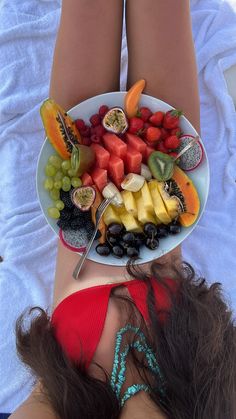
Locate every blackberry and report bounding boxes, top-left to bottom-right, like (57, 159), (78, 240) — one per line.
(73, 206), (84, 218)
(57, 218), (70, 231)
(60, 209), (72, 221)
(70, 217), (84, 229)
(60, 190), (74, 209)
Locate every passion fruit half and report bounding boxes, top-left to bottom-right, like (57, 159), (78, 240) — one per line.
(102, 107), (128, 134)
(71, 186), (96, 211)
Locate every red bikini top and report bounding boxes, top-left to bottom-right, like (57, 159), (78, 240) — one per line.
(51, 278), (176, 368)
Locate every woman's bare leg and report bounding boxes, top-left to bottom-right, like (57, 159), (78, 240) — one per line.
(126, 0), (200, 264)
(49, 0), (125, 305)
(50, 0), (124, 110)
(126, 0), (200, 133)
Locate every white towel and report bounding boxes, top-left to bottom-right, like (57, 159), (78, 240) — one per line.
(0, 0), (236, 413)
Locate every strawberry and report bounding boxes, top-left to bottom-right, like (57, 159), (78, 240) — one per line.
(128, 117), (144, 135)
(160, 127), (169, 140)
(149, 111), (164, 126)
(99, 105), (109, 117)
(170, 127), (182, 137)
(168, 151), (178, 158)
(138, 107), (152, 122)
(156, 141), (169, 153)
(146, 127), (162, 143)
(164, 135), (181, 150)
(163, 109), (183, 129)
(90, 114), (101, 127)
(75, 118), (86, 131)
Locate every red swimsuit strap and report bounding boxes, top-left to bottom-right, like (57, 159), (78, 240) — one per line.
(51, 278), (176, 368)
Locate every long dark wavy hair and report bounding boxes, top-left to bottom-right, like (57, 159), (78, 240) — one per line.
(16, 259), (236, 419)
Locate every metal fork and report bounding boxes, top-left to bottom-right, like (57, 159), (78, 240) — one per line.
(72, 197), (114, 279)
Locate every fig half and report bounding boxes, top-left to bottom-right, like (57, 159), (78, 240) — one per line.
(102, 107), (128, 134)
(71, 186), (96, 211)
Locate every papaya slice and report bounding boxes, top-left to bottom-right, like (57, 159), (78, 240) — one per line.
(91, 185), (106, 244)
(40, 99), (82, 159)
(171, 166), (200, 227)
(124, 79), (146, 118)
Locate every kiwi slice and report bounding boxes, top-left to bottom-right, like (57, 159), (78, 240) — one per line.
(148, 151), (175, 181)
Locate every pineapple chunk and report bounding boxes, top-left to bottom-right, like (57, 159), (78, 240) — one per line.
(119, 211), (143, 233)
(156, 181), (181, 220)
(148, 180), (171, 224)
(103, 205), (121, 226)
(121, 190), (138, 218)
(140, 181), (154, 213)
(135, 192), (157, 225)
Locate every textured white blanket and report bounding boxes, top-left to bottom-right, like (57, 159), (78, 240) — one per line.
(0, 0), (236, 413)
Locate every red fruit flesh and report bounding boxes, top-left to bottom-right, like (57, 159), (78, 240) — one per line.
(163, 109), (183, 129)
(81, 172), (93, 186)
(91, 134), (101, 144)
(160, 127), (169, 140)
(80, 126), (91, 137)
(108, 155), (124, 188)
(124, 146), (142, 174)
(102, 133), (127, 160)
(126, 133), (147, 157)
(90, 167), (108, 192)
(90, 143), (110, 169)
(144, 145), (155, 162)
(82, 137), (92, 146)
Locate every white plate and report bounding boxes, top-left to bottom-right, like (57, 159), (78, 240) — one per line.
(36, 92), (210, 266)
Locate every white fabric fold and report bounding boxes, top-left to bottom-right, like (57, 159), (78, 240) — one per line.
(0, 0), (236, 412)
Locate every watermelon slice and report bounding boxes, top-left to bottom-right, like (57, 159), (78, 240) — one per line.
(103, 133), (127, 160)
(90, 167), (108, 192)
(90, 143), (110, 169)
(126, 133), (147, 158)
(124, 146), (142, 174)
(144, 145), (155, 163)
(108, 155), (124, 188)
(81, 172), (93, 186)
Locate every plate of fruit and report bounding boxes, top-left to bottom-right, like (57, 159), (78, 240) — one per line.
(36, 79), (209, 266)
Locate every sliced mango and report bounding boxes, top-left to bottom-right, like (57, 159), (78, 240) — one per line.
(124, 79), (146, 118)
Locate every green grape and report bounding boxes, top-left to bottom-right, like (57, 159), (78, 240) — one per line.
(54, 170), (63, 181)
(45, 164), (57, 177)
(48, 155), (62, 169)
(71, 177), (82, 188)
(50, 188), (60, 201)
(48, 207), (60, 219)
(68, 168), (78, 178)
(61, 160), (71, 172)
(54, 180), (62, 190)
(62, 176), (71, 192)
(44, 178), (54, 191)
(55, 200), (65, 211)
(62, 176), (71, 187)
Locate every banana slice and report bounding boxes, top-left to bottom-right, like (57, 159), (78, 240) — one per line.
(102, 182), (123, 206)
(141, 164), (152, 181)
(121, 173), (145, 192)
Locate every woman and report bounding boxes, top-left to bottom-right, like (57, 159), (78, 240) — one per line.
(10, 1), (236, 418)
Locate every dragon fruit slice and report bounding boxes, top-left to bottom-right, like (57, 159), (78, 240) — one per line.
(177, 134), (203, 171)
(59, 227), (87, 253)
